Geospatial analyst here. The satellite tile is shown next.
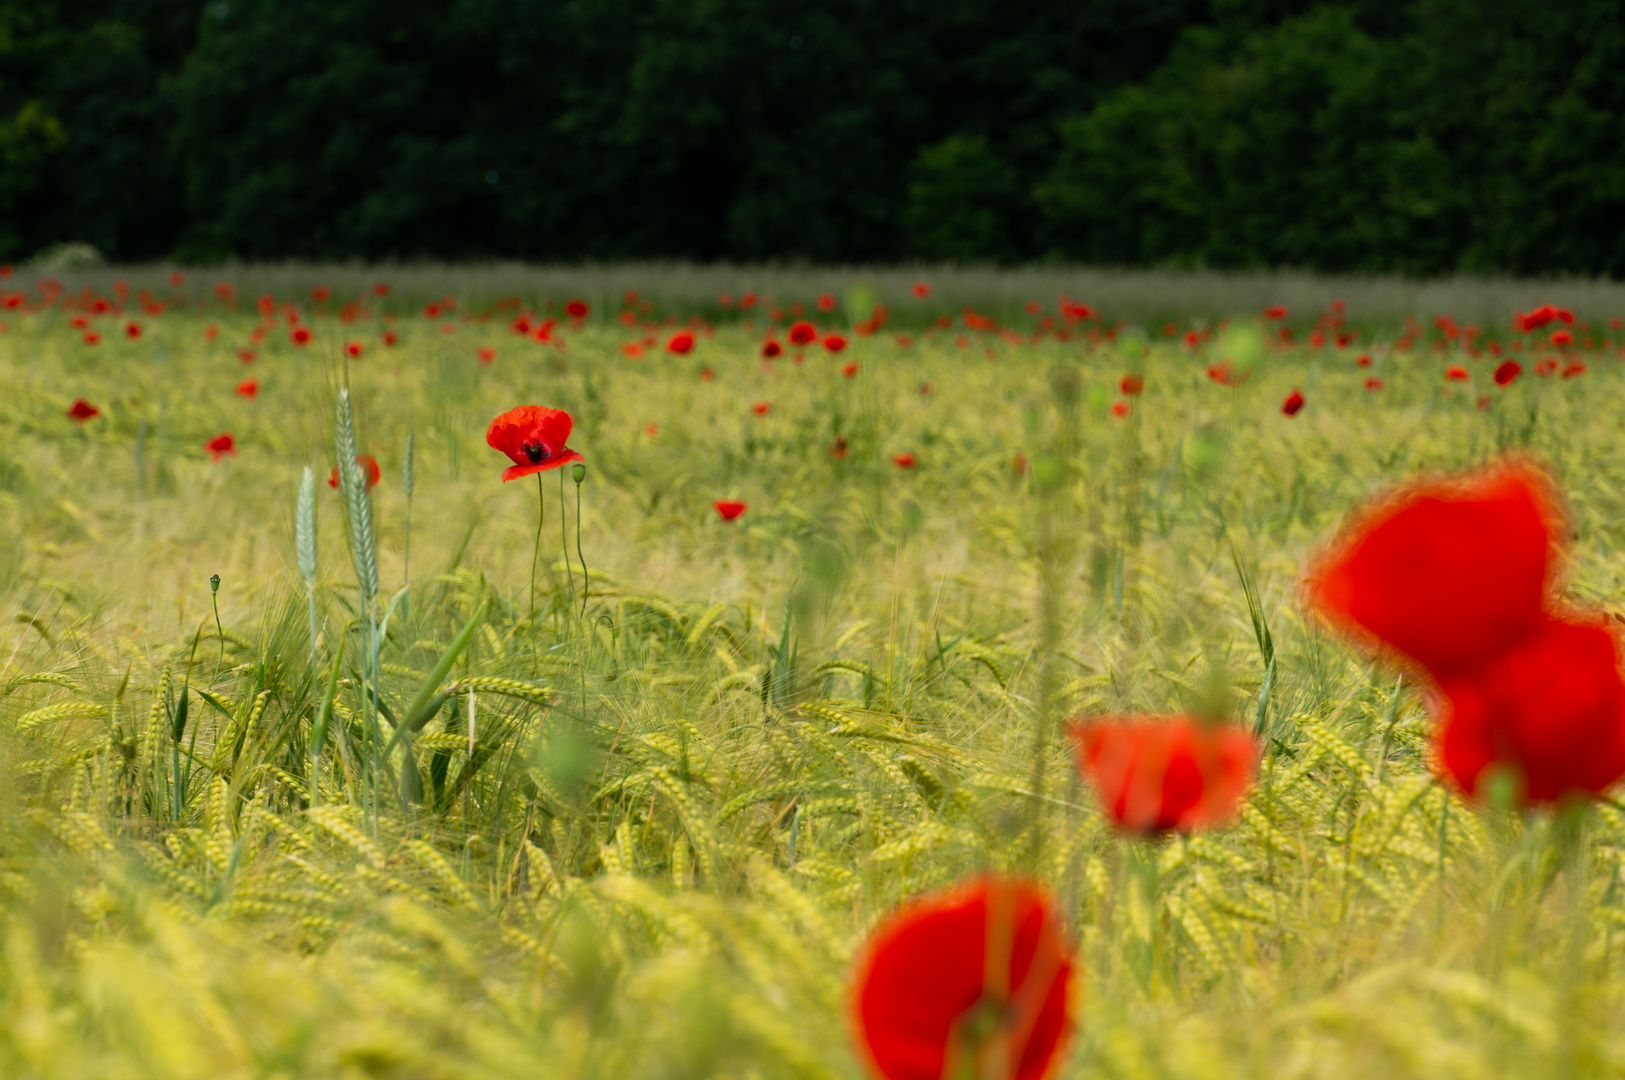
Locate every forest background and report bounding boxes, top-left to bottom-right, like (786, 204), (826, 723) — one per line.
(3, 0), (1622, 274)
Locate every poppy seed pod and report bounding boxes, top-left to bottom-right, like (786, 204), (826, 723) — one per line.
(572, 462), (586, 484)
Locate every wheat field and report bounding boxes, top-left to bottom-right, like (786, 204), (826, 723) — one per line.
(1, 265), (1623, 1079)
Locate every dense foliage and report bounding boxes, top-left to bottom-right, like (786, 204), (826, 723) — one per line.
(6, 0), (1625, 272)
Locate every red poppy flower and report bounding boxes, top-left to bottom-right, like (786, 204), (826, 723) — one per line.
(645, 423), (658, 436)
(206, 433), (237, 462)
(424, 304), (441, 319)
(479, 346), (496, 365)
(235, 379), (259, 399)
(347, 342), (363, 359)
(83, 332), (100, 346)
(718, 293), (734, 307)
(204, 324), (219, 342)
(752, 401), (770, 416)
(1365, 377), (1384, 391)
(740, 292), (758, 309)
(911, 282), (931, 298)
(311, 285), (330, 302)
(328, 455), (381, 490)
(125, 322), (141, 339)
(1012, 452), (1030, 476)
(68, 399), (99, 422)
(1446, 365), (1469, 381)
(1119, 375), (1144, 396)
(714, 499), (747, 522)
(666, 330), (695, 355)
(850, 876), (1073, 1080)
(486, 406), (583, 482)
(762, 339), (783, 359)
(372, 283), (391, 297)
(1264, 305), (1288, 320)
(1205, 360), (1249, 387)
(700, 366), (714, 380)
(830, 436), (848, 459)
(238, 349), (256, 364)
(291, 326), (312, 346)
(382, 330), (399, 347)
(788, 321), (818, 347)
(1356, 354), (1372, 367)
(824, 333), (848, 353)
(893, 452), (916, 468)
(1110, 401), (1130, 418)
(1563, 361), (1587, 378)
(1281, 389), (1305, 416)
(1494, 360), (1522, 386)
(842, 361), (859, 378)
(565, 299), (589, 319)
(1305, 462), (1560, 677)
(1069, 717), (1258, 833)
(817, 293), (836, 312)
(919, 382), (933, 396)
(1535, 358), (1558, 377)
(1433, 611), (1625, 804)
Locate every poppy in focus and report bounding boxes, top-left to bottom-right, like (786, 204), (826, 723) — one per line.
(1281, 389), (1305, 416)
(850, 876), (1074, 1080)
(329, 455), (381, 490)
(485, 405), (584, 482)
(714, 499), (747, 522)
(68, 399), (99, 422)
(206, 433), (237, 461)
(1069, 717), (1258, 834)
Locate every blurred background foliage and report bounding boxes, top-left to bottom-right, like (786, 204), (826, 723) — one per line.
(5, 0), (1625, 273)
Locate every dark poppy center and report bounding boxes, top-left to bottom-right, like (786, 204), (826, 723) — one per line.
(521, 441), (551, 464)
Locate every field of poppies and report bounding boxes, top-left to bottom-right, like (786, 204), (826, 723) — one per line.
(4, 265), (1625, 1080)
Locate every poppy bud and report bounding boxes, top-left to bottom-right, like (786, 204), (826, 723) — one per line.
(572, 462), (586, 484)
(209, 573), (221, 595)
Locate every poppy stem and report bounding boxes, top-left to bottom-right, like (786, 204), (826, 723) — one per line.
(531, 473), (545, 618)
(575, 470), (588, 621)
(559, 469), (574, 620)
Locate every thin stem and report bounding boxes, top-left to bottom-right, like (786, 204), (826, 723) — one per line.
(576, 478), (589, 621)
(531, 473), (545, 617)
(404, 496), (412, 587)
(559, 469), (574, 619)
(211, 590), (225, 669)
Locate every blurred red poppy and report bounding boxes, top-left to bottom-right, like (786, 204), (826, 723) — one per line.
(207, 433), (237, 462)
(1119, 375), (1144, 396)
(238, 348), (256, 364)
(1365, 377), (1384, 391)
(382, 330), (399, 347)
(911, 282), (931, 298)
(758, 339), (781, 359)
(1356, 354), (1372, 367)
(1551, 329), (1574, 348)
(168, 271), (184, 287)
(311, 285), (330, 302)
(372, 283), (391, 297)
(700, 367), (715, 381)
(1264, 305), (1288, 320)
(752, 402), (770, 416)
(850, 876), (1073, 1080)
(83, 332), (100, 346)
(1110, 401), (1130, 418)
(830, 436), (849, 459)
(346, 342), (362, 359)
(1305, 462), (1559, 677)
(1206, 360), (1249, 387)
(786, 321), (817, 347)
(667, 330), (695, 354)
(1446, 365), (1469, 381)
(565, 299), (590, 318)
(1493, 360), (1522, 386)
(714, 500), (747, 522)
(479, 346), (497, 365)
(824, 333), (848, 353)
(329, 455), (381, 490)
(842, 361), (859, 378)
(68, 399), (99, 422)
(817, 293), (836, 311)
(1434, 611), (1625, 804)
(204, 324), (219, 342)
(291, 327), (312, 346)
(893, 452), (916, 468)
(1563, 361), (1587, 378)
(1069, 717), (1257, 833)
(1281, 389), (1305, 416)
(235, 379), (258, 399)
(125, 321), (141, 339)
(919, 382), (933, 396)
(485, 405), (583, 482)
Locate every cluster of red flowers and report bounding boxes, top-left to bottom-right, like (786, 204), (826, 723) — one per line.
(1307, 461), (1625, 803)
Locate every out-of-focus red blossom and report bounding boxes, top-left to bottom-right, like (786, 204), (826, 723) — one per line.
(478, 346), (496, 365)
(823, 333), (848, 353)
(1264, 305), (1288, 320)
(372, 283), (390, 297)
(1356, 353), (1372, 367)
(918, 381), (934, 397)
(700, 367), (715, 381)
(235, 379), (258, 399)
(762, 339), (783, 358)
(1494, 360), (1522, 386)
(1434, 612), (1625, 802)
(1110, 401), (1131, 418)
(311, 286), (330, 302)
(751, 401), (770, 416)
(1514, 304), (1574, 332)
(204, 324), (219, 342)
(850, 876), (1073, 1080)
(382, 330), (398, 347)
(83, 332), (100, 345)
(328, 455), (381, 490)
(1446, 365), (1469, 381)
(911, 282), (931, 298)
(125, 322), (141, 339)
(291, 326), (312, 346)
(1563, 361), (1587, 378)
(238, 348), (256, 364)
(1069, 717), (1257, 833)
(1365, 378), (1384, 391)
(1205, 359), (1249, 387)
(564, 299), (589, 318)
(1550, 329), (1574, 348)
(788, 321), (818, 347)
(1305, 462), (1559, 677)
(645, 424), (658, 436)
(485, 405), (583, 482)
(817, 293), (836, 311)
(206, 433), (236, 461)
(1281, 389), (1305, 416)
(1012, 452), (1030, 476)
(842, 361), (859, 378)
(68, 399), (99, 422)
(1535, 358), (1558, 377)
(830, 436), (848, 459)
(714, 500), (747, 522)
(1120, 374), (1144, 395)
(666, 330), (695, 355)
(893, 452), (916, 468)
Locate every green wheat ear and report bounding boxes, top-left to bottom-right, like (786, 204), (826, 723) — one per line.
(296, 466), (317, 590)
(334, 388), (378, 607)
